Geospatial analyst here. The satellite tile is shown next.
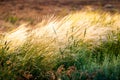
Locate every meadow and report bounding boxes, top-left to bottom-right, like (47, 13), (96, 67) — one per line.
(0, 9), (120, 80)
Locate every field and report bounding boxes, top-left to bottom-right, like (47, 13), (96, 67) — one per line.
(0, 0), (120, 80)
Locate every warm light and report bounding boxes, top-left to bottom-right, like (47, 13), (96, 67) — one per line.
(3, 11), (120, 50)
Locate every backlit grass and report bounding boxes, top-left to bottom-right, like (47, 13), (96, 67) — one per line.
(0, 10), (120, 80)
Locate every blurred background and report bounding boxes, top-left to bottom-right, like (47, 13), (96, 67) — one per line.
(0, 0), (120, 31)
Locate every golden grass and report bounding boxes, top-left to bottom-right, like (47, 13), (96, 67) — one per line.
(3, 10), (120, 51)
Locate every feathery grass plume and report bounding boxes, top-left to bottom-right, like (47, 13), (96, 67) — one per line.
(3, 10), (120, 50)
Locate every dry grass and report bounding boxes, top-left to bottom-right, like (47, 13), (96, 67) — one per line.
(3, 10), (120, 50)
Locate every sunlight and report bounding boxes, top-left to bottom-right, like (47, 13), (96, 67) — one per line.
(4, 24), (29, 48)
(3, 10), (120, 49)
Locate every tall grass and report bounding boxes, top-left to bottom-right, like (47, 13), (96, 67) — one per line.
(0, 10), (120, 80)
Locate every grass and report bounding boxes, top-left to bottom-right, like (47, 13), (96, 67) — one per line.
(5, 15), (19, 24)
(0, 9), (120, 80)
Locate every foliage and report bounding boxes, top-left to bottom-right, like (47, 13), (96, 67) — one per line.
(5, 15), (19, 24)
(0, 10), (120, 80)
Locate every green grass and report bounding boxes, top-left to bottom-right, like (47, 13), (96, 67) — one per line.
(5, 15), (19, 24)
(0, 10), (120, 80)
